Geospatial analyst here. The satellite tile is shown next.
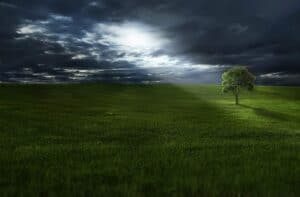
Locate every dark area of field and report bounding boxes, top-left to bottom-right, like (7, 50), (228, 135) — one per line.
(0, 84), (299, 196)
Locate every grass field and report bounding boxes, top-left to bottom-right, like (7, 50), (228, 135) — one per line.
(0, 84), (299, 196)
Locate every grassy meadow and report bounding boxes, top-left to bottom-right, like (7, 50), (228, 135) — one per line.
(0, 84), (299, 196)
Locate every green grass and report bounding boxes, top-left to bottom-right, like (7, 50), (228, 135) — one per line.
(0, 84), (299, 196)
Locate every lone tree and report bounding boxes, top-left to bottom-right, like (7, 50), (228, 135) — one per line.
(222, 66), (255, 105)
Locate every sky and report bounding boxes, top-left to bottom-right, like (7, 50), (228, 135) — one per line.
(0, 0), (300, 85)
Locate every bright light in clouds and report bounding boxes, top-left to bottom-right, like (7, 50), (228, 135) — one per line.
(96, 22), (166, 51)
(120, 28), (157, 49)
(90, 22), (215, 70)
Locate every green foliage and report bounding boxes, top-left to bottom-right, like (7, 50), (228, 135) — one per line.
(222, 66), (256, 104)
(0, 84), (299, 196)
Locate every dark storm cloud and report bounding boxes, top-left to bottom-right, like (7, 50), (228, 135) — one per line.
(0, 0), (300, 84)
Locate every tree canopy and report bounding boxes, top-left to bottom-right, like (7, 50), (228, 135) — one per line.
(222, 66), (256, 105)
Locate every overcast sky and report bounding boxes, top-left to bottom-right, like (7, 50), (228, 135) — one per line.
(0, 0), (300, 85)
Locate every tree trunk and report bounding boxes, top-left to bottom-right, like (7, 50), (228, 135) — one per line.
(234, 85), (239, 105)
(235, 93), (239, 105)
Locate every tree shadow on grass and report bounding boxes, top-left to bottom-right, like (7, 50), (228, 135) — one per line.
(239, 104), (290, 121)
